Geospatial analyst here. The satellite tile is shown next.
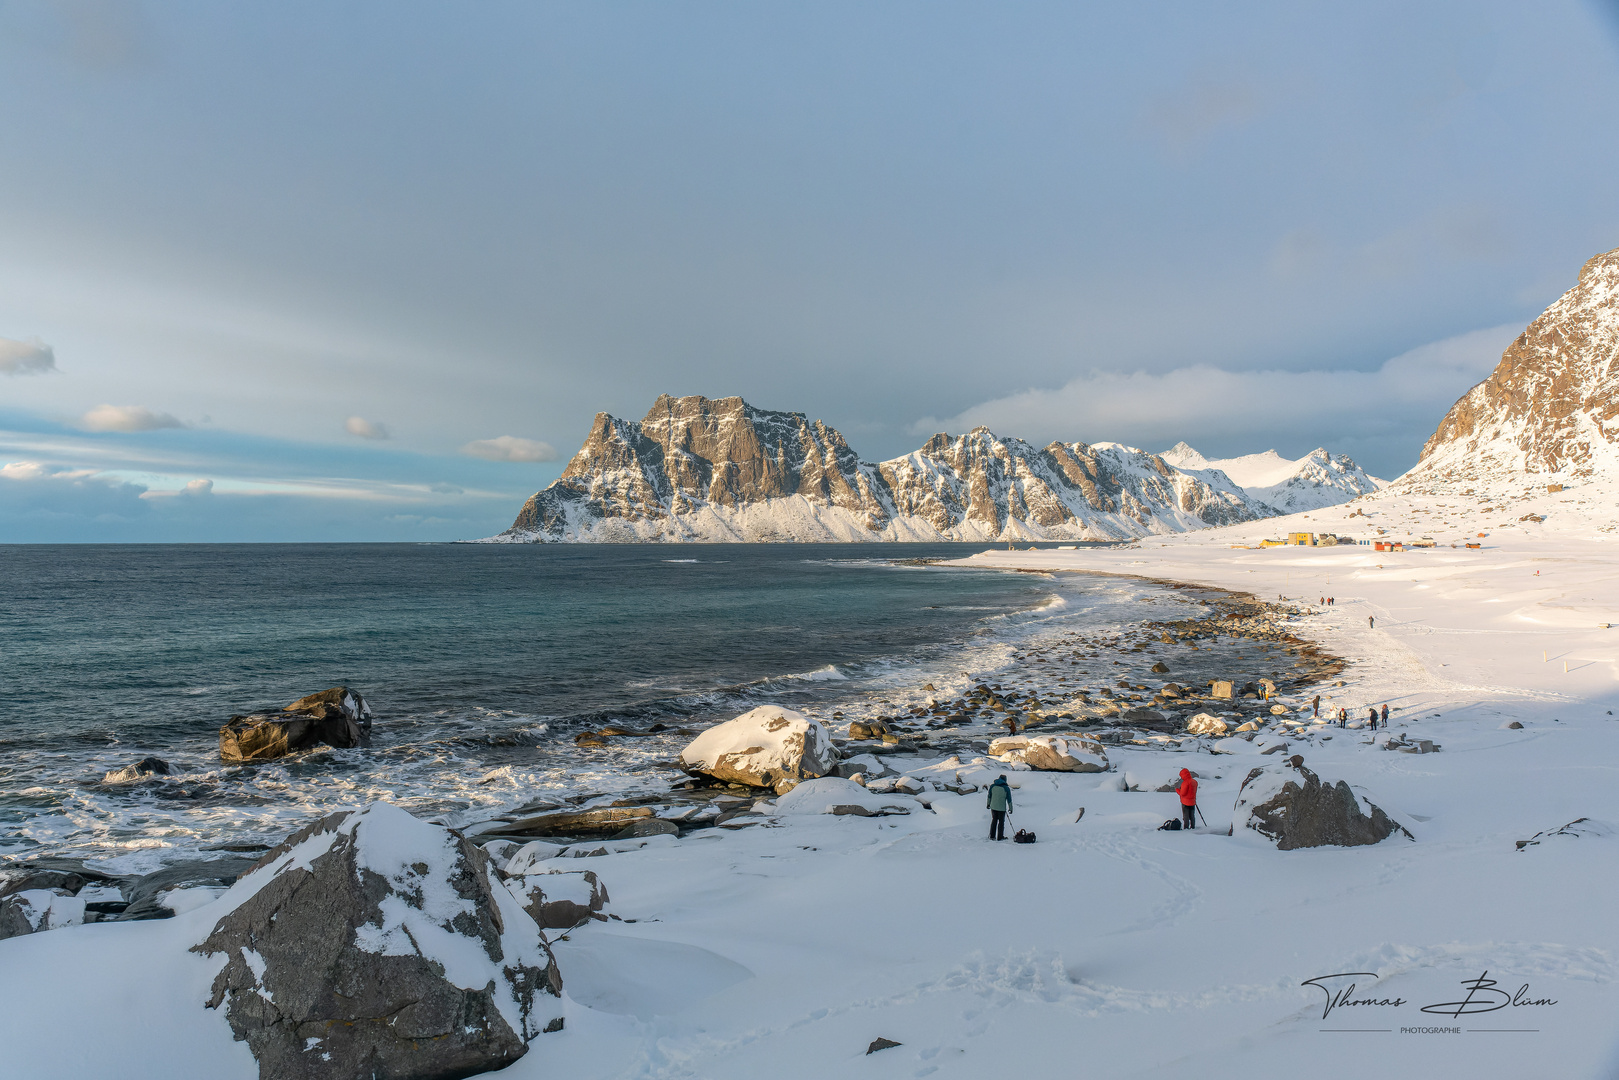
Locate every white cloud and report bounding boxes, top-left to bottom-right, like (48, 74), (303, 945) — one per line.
(0, 336), (57, 376)
(460, 435), (559, 462)
(910, 323), (1522, 472)
(345, 415), (390, 440)
(184, 478), (214, 496)
(80, 404), (184, 433)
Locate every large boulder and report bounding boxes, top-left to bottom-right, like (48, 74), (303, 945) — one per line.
(1185, 713), (1228, 736)
(504, 869), (611, 931)
(989, 735), (1107, 773)
(219, 686), (372, 763)
(679, 706), (839, 789)
(1233, 756), (1412, 850)
(192, 802), (562, 1080)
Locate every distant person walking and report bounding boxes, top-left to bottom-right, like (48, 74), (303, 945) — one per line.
(1367, 707), (1379, 731)
(1175, 768), (1198, 831)
(1338, 707), (1347, 727)
(1312, 694), (1321, 718)
(1368, 615), (1375, 629)
(987, 775), (1013, 841)
(1381, 703), (1389, 725)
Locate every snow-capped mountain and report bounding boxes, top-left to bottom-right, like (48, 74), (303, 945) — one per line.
(487, 394), (1272, 543)
(1159, 442), (1384, 513)
(1399, 244), (1619, 493)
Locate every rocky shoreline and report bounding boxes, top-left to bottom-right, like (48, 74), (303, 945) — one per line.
(0, 579), (1424, 1080)
(1, 586), (1352, 933)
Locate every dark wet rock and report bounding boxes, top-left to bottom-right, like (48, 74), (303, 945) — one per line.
(193, 803), (561, 1080)
(1234, 757), (1411, 850)
(867, 1037), (903, 1054)
(219, 687), (372, 763)
(0, 858), (129, 907)
(114, 856), (260, 921)
(0, 869), (87, 900)
(501, 806), (654, 838)
(609, 818), (680, 840)
(102, 756), (172, 783)
(504, 869), (611, 931)
(285, 687), (373, 739)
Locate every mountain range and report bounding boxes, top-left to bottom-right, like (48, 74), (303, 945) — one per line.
(1159, 443), (1384, 513)
(484, 396), (1378, 543)
(484, 242), (1619, 544)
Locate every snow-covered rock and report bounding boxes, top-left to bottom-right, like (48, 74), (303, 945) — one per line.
(192, 802), (562, 1079)
(502, 840), (565, 875)
(773, 777), (918, 817)
(504, 869), (611, 931)
(1185, 713), (1228, 736)
(678, 706), (839, 789)
(1232, 757), (1410, 850)
(0, 890), (85, 940)
(988, 735), (1107, 772)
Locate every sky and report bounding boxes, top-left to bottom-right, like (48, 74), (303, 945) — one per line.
(1, 1), (1617, 542)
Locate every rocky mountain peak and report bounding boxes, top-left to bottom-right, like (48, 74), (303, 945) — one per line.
(492, 395), (1282, 543)
(1414, 244), (1619, 484)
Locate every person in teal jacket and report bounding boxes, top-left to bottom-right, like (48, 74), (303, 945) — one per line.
(986, 775), (1013, 841)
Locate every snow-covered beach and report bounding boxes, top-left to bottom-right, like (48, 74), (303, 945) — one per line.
(7, 495), (1618, 1079)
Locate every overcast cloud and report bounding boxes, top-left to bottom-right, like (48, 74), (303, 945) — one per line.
(0, 2), (1614, 541)
(915, 324), (1523, 471)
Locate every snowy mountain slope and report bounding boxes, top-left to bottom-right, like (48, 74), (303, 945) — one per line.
(1399, 244), (1619, 494)
(1161, 441), (1385, 514)
(485, 395), (1273, 543)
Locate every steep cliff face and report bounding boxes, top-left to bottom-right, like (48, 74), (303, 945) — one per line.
(495, 395), (1271, 543)
(1409, 245), (1619, 486)
(507, 395), (894, 540)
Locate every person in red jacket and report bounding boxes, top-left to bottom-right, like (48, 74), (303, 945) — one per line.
(1176, 768), (1197, 831)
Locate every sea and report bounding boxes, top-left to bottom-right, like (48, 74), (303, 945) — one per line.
(0, 542), (1205, 871)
